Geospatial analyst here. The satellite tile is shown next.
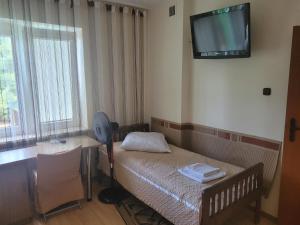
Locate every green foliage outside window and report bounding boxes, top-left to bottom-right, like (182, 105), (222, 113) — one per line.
(0, 37), (19, 125)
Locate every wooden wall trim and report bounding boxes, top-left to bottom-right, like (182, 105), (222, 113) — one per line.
(151, 117), (282, 151)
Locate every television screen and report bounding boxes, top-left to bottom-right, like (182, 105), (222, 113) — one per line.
(190, 3), (250, 59)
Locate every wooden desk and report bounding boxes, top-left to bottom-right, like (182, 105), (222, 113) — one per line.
(0, 135), (102, 201)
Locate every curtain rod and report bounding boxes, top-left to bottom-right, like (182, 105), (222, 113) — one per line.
(96, 0), (147, 11)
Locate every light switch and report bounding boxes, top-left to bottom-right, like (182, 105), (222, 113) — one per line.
(263, 88), (271, 96)
(169, 5), (175, 16)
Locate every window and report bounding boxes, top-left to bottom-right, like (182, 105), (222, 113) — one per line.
(0, 36), (20, 128)
(0, 19), (85, 142)
(34, 38), (74, 123)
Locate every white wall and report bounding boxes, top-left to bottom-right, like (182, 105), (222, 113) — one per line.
(190, 0), (300, 141)
(148, 0), (184, 123)
(147, 0), (300, 217)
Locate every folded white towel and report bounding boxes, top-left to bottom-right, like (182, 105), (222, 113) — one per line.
(178, 163), (226, 183)
(183, 163), (220, 177)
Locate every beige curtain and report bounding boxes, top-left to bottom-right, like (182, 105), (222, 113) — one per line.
(90, 2), (146, 126)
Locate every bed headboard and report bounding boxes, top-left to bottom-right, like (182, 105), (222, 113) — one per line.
(151, 117), (281, 196)
(114, 124), (149, 141)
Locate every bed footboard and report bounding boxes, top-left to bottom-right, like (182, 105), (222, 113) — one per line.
(201, 163), (263, 225)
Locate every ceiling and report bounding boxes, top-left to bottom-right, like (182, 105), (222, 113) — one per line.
(108, 0), (161, 8)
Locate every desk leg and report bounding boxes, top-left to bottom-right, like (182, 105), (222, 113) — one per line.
(87, 148), (92, 201)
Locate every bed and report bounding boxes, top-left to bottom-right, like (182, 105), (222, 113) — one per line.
(98, 124), (263, 225)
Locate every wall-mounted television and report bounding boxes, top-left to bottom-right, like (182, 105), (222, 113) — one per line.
(190, 3), (250, 59)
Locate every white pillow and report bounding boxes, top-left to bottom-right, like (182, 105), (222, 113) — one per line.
(120, 132), (171, 153)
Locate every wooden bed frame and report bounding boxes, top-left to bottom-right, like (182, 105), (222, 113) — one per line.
(114, 123), (263, 225)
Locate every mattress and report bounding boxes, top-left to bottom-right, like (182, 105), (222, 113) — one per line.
(98, 142), (244, 225)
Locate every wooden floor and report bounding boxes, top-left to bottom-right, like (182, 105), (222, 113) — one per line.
(27, 184), (277, 225)
(27, 184), (125, 225)
(28, 200), (125, 225)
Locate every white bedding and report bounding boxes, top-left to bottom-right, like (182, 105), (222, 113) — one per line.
(120, 132), (171, 152)
(98, 142), (244, 225)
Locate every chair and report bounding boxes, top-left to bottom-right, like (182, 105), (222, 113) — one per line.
(33, 146), (84, 219)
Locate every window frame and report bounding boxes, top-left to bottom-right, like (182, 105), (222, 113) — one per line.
(0, 19), (85, 142)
